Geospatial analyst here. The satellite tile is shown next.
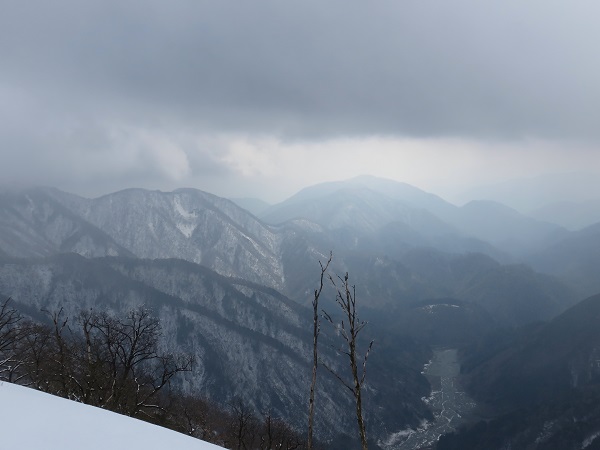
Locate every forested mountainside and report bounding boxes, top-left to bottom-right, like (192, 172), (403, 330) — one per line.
(526, 223), (600, 297)
(0, 253), (432, 446)
(0, 183), (585, 311)
(1, 187), (287, 289)
(1, 177), (599, 449)
(4, 0), (600, 446)
(259, 176), (567, 258)
(439, 293), (600, 450)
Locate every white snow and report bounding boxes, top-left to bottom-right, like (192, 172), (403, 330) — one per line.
(583, 430), (600, 449)
(420, 358), (433, 375)
(0, 382), (224, 450)
(534, 420), (555, 445)
(379, 419), (431, 448)
(172, 196), (198, 237)
(177, 222), (197, 238)
(419, 304), (460, 314)
(173, 196), (197, 219)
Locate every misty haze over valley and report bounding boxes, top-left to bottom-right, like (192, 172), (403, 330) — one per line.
(2, 1), (600, 449)
(2, 175), (600, 449)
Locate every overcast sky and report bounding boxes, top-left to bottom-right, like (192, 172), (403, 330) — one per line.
(1, 0), (599, 205)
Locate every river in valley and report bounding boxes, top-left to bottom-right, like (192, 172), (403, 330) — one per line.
(381, 348), (477, 450)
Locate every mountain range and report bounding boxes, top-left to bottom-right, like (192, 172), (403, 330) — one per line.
(454, 172), (600, 216)
(1, 175), (599, 448)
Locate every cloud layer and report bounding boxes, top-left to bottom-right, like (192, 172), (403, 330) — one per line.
(1, 0), (599, 200)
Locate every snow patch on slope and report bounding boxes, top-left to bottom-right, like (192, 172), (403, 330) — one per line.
(583, 430), (600, 449)
(177, 222), (197, 238)
(173, 196), (198, 238)
(173, 196), (197, 219)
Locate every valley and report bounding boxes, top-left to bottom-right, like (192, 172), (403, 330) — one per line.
(383, 349), (476, 450)
(0, 176), (599, 449)
(3, 3), (600, 448)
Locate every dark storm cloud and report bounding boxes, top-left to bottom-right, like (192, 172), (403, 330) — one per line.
(1, 0), (599, 196)
(3, 0), (599, 139)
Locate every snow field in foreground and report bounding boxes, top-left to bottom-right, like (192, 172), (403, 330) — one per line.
(0, 381), (224, 450)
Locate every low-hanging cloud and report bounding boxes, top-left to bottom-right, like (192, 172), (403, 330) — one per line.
(3, 0), (600, 139)
(1, 0), (599, 198)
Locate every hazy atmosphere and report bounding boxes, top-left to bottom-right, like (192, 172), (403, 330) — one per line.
(3, 4), (600, 448)
(1, 0), (599, 205)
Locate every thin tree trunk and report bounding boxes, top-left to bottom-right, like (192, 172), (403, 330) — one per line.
(354, 375), (368, 450)
(349, 308), (368, 450)
(307, 306), (318, 450)
(321, 273), (371, 450)
(307, 253), (331, 450)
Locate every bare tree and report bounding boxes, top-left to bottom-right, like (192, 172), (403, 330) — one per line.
(260, 410), (276, 450)
(257, 409), (305, 450)
(30, 307), (193, 418)
(307, 252), (332, 450)
(323, 273), (373, 450)
(7, 321), (53, 388)
(47, 308), (76, 398)
(173, 394), (213, 439)
(229, 397), (257, 450)
(0, 298), (21, 350)
(81, 308), (193, 417)
(0, 298), (22, 380)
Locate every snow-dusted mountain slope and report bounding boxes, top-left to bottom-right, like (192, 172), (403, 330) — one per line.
(0, 381), (223, 450)
(0, 182), (574, 298)
(260, 176), (566, 258)
(0, 253), (433, 443)
(0, 188), (133, 258)
(47, 187), (287, 289)
(0, 187), (328, 294)
(260, 179), (458, 237)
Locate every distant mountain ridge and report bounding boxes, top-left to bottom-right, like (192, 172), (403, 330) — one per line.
(528, 198), (600, 230)
(526, 222), (600, 297)
(261, 175), (456, 226)
(454, 200), (563, 251)
(229, 197), (271, 216)
(0, 188), (134, 258)
(0, 181), (585, 315)
(267, 175), (456, 217)
(260, 176), (567, 258)
(455, 172), (600, 212)
(0, 178), (595, 448)
(18, 187), (288, 290)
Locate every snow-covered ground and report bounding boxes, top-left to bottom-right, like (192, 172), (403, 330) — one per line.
(0, 382), (224, 450)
